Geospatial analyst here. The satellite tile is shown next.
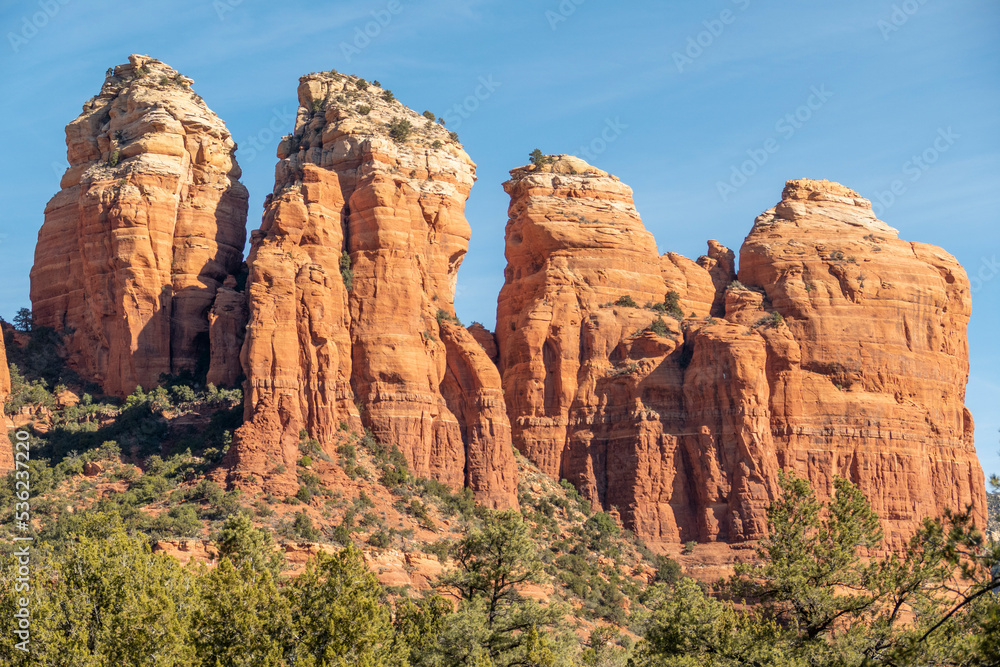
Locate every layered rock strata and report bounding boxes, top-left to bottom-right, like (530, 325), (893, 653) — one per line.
(30, 55), (248, 396)
(226, 71), (517, 507)
(737, 178), (984, 547)
(497, 165), (985, 549)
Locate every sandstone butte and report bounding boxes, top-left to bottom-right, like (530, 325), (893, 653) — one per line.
(222, 70), (518, 508)
(19, 57), (985, 550)
(29, 55), (249, 397)
(496, 160), (985, 551)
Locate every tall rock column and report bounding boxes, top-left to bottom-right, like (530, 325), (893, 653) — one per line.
(496, 156), (750, 541)
(30, 55), (248, 396)
(737, 178), (985, 547)
(228, 71), (517, 507)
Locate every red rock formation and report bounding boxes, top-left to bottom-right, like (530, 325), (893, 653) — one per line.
(497, 167), (985, 549)
(467, 322), (499, 364)
(738, 178), (985, 547)
(0, 334), (11, 473)
(228, 72), (517, 508)
(697, 240), (738, 316)
(30, 55), (248, 396)
(496, 156), (674, 479)
(496, 156), (748, 541)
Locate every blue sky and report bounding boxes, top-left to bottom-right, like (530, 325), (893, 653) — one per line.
(1, 0), (998, 478)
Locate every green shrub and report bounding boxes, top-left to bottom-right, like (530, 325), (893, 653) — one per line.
(13, 307), (33, 332)
(355, 490), (375, 509)
(368, 528), (393, 548)
(448, 131), (459, 142)
(311, 99), (324, 112)
(388, 117), (411, 142)
(583, 512), (621, 549)
(296, 486), (312, 504)
(380, 462), (408, 488)
(299, 455), (313, 468)
(355, 78), (368, 90)
(356, 104), (371, 115)
(292, 511), (319, 540)
(529, 148), (553, 166)
(614, 295), (638, 308)
(108, 149), (120, 167)
(653, 555), (682, 584)
(754, 311), (785, 329)
(422, 110), (436, 121)
(683, 540), (697, 554)
(381, 90), (395, 102)
(647, 317), (670, 337)
(431, 139), (443, 149)
(435, 309), (461, 326)
(664, 290), (684, 319)
(169, 384), (197, 405)
(340, 250), (353, 290)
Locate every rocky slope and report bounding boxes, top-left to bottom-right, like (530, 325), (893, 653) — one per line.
(30, 55), (248, 397)
(226, 71), (517, 508)
(497, 165), (985, 549)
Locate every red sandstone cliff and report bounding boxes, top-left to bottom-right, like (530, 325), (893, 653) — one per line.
(737, 178), (984, 547)
(497, 163), (985, 548)
(226, 71), (517, 508)
(30, 55), (248, 396)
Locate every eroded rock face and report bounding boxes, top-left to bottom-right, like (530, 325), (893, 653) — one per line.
(496, 156), (673, 479)
(497, 167), (985, 549)
(737, 178), (985, 548)
(496, 156), (748, 541)
(227, 72), (517, 508)
(0, 335), (12, 473)
(30, 55), (248, 396)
